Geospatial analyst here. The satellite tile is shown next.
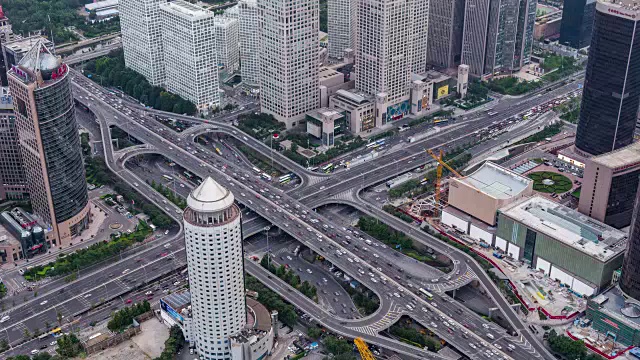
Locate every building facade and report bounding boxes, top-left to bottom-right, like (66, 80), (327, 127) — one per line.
(574, 0), (640, 156)
(237, 0), (260, 87)
(496, 196), (627, 295)
(0, 6), (14, 87)
(327, 0), (353, 58)
(329, 89), (376, 134)
(559, 0), (596, 49)
(411, 0), (430, 73)
(578, 142), (640, 229)
(462, 0), (537, 77)
(119, 0), (166, 86)
(184, 177), (246, 360)
(8, 41), (90, 247)
(0, 90), (26, 200)
(258, 0), (319, 128)
(355, 0), (414, 125)
(621, 175), (640, 301)
(214, 16), (240, 73)
(427, 0), (465, 69)
(457, 64), (470, 98)
(159, 1), (220, 111)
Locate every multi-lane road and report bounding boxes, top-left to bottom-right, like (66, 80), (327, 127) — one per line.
(63, 69), (580, 358)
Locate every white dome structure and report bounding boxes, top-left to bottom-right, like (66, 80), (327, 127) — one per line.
(183, 176), (246, 360)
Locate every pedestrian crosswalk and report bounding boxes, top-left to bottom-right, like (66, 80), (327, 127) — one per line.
(421, 269), (478, 293)
(347, 302), (404, 336)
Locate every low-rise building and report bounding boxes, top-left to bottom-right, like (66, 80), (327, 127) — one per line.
(587, 287), (640, 346)
(409, 73), (434, 117)
(444, 161), (534, 227)
(329, 89), (375, 134)
(306, 108), (346, 147)
(496, 196), (627, 296)
(319, 65), (354, 108)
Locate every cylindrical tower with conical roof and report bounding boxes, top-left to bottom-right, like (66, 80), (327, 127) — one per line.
(183, 176), (246, 360)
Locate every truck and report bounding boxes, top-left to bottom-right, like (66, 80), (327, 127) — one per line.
(493, 251), (503, 259)
(479, 242), (490, 248)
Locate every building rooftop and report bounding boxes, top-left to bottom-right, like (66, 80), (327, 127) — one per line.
(334, 89), (373, 106)
(3, 36), (53, 56)
(11, 40), (67, 87)
(589, 141), (640, 171)
(459, 162), (532, 200)
(214, 15), (237, 27)
(307, 107), (343, 122)
(84, 0), (118, 11)
(499, 196), (628, 261)
(160, 0), (213, 19)
(162, 290), (192, 312)
(246, 297), (272, 332)
(598, 0), (640, 15)
(187, 176), (235, 212)
(591, 286), (640, 329)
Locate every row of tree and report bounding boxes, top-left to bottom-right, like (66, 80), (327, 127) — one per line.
(245, 275), (298, 327)
(260, 255), (318, 300)
(149, 181), (188, 209)
(84, 50), (197, 115)
(22, 221), (152, 279)
(547, 330), (603, 360)
(390, 324), (442, 352)
(107, 300), (152, 332)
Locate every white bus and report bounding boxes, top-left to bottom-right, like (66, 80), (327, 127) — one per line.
(261, 173), (272, 181)
(162, 175), (173, 181)
(419, 288), (434, 300)
(252, 167), (261, 174)
(398, 125), (410, 132)
(279, 174), (292, 183)
(321, 163), (335, 173)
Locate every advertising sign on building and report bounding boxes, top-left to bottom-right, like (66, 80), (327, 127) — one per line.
(437, 85), (449, 99)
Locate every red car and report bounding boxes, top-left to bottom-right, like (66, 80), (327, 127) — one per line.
(126, 299), (133, 304)
(160, 252), (168, 257)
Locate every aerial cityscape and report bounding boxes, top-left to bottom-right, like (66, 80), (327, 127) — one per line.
(1, 0), (640, 359)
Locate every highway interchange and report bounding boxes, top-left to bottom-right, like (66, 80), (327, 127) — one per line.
(0, 69), (582, 359)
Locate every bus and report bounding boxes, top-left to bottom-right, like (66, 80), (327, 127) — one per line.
(419, 288), (434, 300)
(183, 171), (193, 180)
(162, 175), (173, 181)
(279, 174), (292, 183)
(50, 328), (62, 337)
(252, 167), (261, 174)
(433, 117), (449, 124)
(487, 111), (499, 116)
(321, 163), (335, 173)
(308, 166), (319, 172)
(366, 142), (379, 149)
(261, 173), (272, 181)
(88, 333), (103, 341)
(215, 147), (222, 156)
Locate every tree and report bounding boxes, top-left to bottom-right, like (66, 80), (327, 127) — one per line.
(32, 353), (53, 360)
(307, 327), (323, 339)
(22, 328), (30, 340)
(56, 333), (84, 358)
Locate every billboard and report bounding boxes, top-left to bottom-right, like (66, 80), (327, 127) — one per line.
(160, 299), (184, 324)
(421, 95), (430, 110)
(437, 85), (449, 99)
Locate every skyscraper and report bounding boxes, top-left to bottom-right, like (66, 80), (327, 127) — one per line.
(159, 1), (220, 110)
(411, 0), (430, 73)
(461, 0), (537, 77)
(119, 0), (166, 86)
(0, 6), (14, 87)
(0, 88), (26, 200)
(620, 178), (640, 300)
(238, 0), (260, 87)
(327, 0), (353, 58)
(214, 16), (240, 73)
(7, 41), (90, 247)
(184, 177), (246, 360)
(258, 0), (319, 128)
(426, 0), (466, 69)
(355, 0), (414, 124)
(574, 0), (640, 157)
(559, 0), (596, 49)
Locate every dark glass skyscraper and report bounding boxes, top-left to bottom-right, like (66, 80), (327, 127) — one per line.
(559, 0), (595, 49)
(7, 40), (91, 248)
(620, 178), (640, 300)
(574, 0), (640, 156)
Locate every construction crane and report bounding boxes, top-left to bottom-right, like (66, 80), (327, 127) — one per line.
(354, 337), (376, 360)
(426, 149), (463, 217)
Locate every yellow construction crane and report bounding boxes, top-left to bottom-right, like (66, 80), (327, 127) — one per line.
(354, 337), (376, 360)
(426, 149), (463, 217)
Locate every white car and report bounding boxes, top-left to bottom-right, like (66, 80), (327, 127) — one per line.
(31, 349), (39, 355)
(84, 293), (92, 298)
(40, 300), (48, 306)
(50, 340), (57, 346)
(306, 269), (313, 274)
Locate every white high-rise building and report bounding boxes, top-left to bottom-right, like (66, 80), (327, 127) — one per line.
(258, 0), (319, 128)
(224, 4), (240, 19)
(159, 1), (220, 110)
(214, 17), (240, 73)
(238, 0), (260, 87)
(355, 0), (414, 125)
(119, 0), (166, 86)
(327, 0), (353, 58)
(411, 0), (429, 73)
(184, 177), (246, 360)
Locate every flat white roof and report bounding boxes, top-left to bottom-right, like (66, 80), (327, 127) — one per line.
(85, 0), (118, 11)
(459, 162), (532, 200)
(160, 0), (213, 19)
(500, 196), (627, 261)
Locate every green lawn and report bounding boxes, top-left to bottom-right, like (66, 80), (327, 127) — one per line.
(528, 171), (573, 193)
